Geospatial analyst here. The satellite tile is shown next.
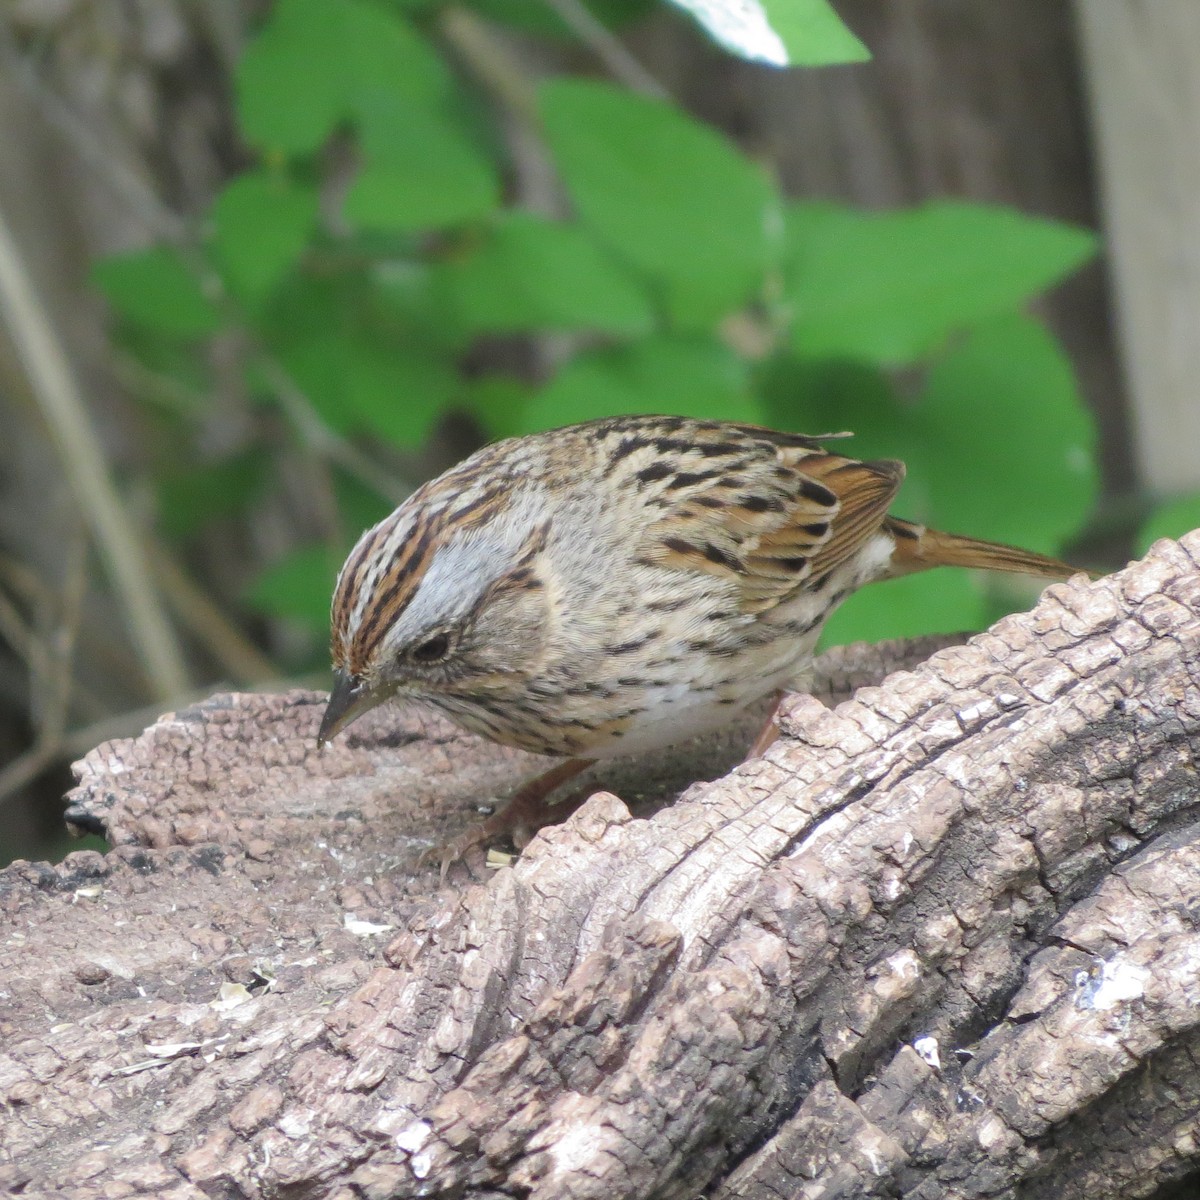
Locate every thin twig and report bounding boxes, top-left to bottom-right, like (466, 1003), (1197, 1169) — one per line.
(0, 202), (191, 700)
(257, 355), (411, 505)
(0, 742), (60, 808)
(109, 349), (208, 419)
(0, 586), (39, 675)
(543, 0), (671, 99)
(0, 554), (108, 722)
(149, 539), (280, 685)
(440, 5), (593, 384)
(439, 6), (541, 126)
(31, 519), (87, 748)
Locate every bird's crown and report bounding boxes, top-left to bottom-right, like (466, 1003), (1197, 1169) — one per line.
(330, 471), (545, 680)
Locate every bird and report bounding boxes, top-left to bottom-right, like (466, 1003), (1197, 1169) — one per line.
(318, 415), (1087, 869)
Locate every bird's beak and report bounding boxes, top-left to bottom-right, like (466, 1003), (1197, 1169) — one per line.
(318, 670), (378, 748)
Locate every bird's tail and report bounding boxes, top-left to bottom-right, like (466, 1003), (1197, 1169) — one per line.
(885, 517), (1093, 581)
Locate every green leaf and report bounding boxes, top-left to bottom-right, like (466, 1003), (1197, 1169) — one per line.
(158, 452), (269, 538)
(760, 0), (869, 64)
(334, 469), (396, 544)
(369, 261), (471, 355)
(210, 171), (319, 305)
(538, 79), (780, 327)
(433, 213), (654, 334)
(245, 544), (337, 631)
(786, 201), (1097, 363)
(344, 93), (499, 230)
(757, 356), (905, 445)
(114, 327), (214, 415)
(909, 315), (1097, 554)
(820, 570), (989, 647)
(92, 247), (221, 337)
(668, 0), (868, 67)
(1137, 494), (1200, 555)
(282, 333), (456, 445)
(237, 0), (343, 153)
(464, 374), (536, 440)
(237, 0), (454, 154)
(256, 273), (357, 347)
(346, 159), (496, 233)
(524, 334), (763, 430)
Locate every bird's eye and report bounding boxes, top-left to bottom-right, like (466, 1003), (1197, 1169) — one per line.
(411, 632), (452, 664)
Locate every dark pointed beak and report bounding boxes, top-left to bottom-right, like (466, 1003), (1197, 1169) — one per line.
(318, 670), (377, 748)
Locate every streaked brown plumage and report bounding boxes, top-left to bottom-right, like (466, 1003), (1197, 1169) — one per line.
(320, 416), (1086, 865)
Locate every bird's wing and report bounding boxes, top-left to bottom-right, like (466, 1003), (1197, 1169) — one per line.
(797, 453), (905, 581)
(633, 427), (904, 614)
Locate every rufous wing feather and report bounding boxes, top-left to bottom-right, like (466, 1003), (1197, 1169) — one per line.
(789, 456), (906, 582)
(637, 434), (909, 616)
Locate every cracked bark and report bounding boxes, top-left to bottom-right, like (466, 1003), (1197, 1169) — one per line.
(3, 536), (1200, 1200)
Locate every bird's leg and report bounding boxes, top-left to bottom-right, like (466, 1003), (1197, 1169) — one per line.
(433, 756), (596, 879)
(746, 691), (784, 758)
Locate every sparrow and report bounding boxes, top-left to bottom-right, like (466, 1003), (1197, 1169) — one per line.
(319, 416), (1085, 866)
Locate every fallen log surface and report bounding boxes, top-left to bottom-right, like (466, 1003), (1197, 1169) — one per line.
(3, 534), (1200, 1200)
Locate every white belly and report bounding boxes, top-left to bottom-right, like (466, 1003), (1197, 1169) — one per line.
(585, 630), (820, 759)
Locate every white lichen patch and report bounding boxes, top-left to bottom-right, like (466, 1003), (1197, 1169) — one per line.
(1075, 957), (1148, 1011)
(395, 1120), (432, 1154)
(548, 1123), (612, 1174)
(343, 913), (394, 937)
(278, 1109), (313, 1139)
(913, 1035), (941, 1070)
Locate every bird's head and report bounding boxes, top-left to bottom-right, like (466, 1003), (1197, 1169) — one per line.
(318, 478), (554, 747)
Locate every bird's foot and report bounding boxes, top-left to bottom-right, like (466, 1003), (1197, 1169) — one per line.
(422, 757), (596, 881)
(746, 691), (783, 758)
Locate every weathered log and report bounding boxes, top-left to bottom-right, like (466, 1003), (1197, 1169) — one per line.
(2, 535), (1200, 1199)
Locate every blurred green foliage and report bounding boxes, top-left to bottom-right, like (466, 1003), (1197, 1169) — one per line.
(1137, 494), (1200, 556)
(92, 0), (1105, 667)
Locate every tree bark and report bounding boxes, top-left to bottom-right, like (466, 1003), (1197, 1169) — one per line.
(3, 536), (1200, 1199)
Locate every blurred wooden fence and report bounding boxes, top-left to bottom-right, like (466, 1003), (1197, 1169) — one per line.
(1075, 0), (1200, 495)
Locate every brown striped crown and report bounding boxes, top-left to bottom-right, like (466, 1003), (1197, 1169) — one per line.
(331, 474), (511, 679)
